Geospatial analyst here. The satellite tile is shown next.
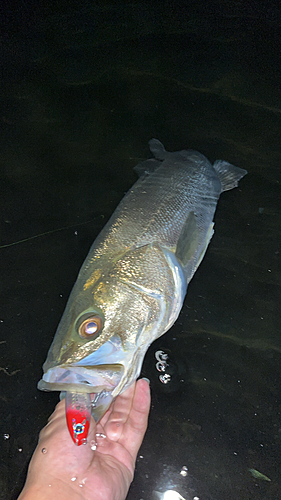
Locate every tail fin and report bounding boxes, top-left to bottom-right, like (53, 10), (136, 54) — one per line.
(213, 160), (247, 192)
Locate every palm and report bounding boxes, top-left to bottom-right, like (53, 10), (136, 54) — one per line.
(19, 379), (150, 500)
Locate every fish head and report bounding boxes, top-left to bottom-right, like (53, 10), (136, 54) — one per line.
(38, 244), (183, 418)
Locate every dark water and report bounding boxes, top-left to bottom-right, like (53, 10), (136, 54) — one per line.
(1, 2), (281, 499)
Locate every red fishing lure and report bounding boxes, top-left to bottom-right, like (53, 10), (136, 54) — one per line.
(65, 392), (91, 446)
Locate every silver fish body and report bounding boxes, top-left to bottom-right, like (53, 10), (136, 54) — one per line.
(38, 139), (247, 419)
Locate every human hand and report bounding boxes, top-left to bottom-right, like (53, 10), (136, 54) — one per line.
(18, 378), (151, 500)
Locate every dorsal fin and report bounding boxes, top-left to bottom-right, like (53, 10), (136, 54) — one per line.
(149, 139), (167, 160)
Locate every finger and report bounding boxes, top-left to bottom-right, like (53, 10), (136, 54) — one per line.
(125, 378), (151, 435)
(99, 405), (113, 427)
(39, 400), (66, 440)
(104, 379), (150, 451)
(103, 382), (137, 441)
(47, 399), (65, 423)
(118, 378), (150, 459)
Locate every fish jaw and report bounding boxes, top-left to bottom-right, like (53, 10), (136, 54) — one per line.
(38, 333), (134, 394)
(38, 329), (157, 421)
(38, 360), (123, 423)
(37, 336), (150, 395)
(37, 362), (124, 393)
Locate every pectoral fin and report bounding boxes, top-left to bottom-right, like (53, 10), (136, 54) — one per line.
(176, 211), (199, 267)
(176, 211), (214, 281)
(195, 221), (214, 270)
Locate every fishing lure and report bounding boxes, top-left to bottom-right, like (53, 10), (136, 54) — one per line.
(65, 392), (91, 446)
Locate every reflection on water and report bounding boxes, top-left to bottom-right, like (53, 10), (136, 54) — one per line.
(0, 2), (280, 499)
(153, 489), (188, 500)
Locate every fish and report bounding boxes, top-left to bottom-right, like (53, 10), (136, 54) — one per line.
(38, 139), (247, 444)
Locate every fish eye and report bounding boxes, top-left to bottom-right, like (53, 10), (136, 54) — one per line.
(78, 316), (103, 339)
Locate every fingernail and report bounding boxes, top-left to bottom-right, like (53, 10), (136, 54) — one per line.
(141, 377), (150, 385)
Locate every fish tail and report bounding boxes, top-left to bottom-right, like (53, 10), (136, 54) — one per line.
(213, 160), (247, 192)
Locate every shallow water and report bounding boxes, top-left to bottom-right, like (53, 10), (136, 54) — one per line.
(1, 2), (281, 499)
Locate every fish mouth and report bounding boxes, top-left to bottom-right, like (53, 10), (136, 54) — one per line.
(37, 362), (125, 423)
(37, 362), (124, 393)
(38, 334), (146, 422)
(38, 334), (133, 394)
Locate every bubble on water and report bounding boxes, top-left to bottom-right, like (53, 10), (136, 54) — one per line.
(41, 448), (47, 454)
(156, 361), (166, 372)
(159, 373), (171, 384)
(3, 434), (10, 440)
(71, 477), (77, 482)
(180, 465), (188, 477)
